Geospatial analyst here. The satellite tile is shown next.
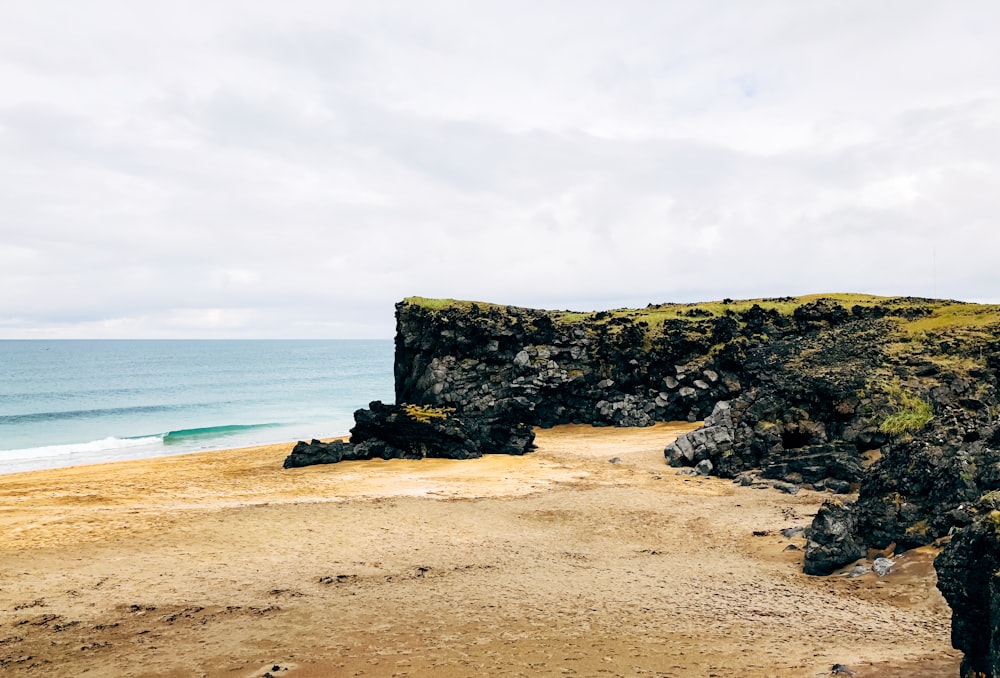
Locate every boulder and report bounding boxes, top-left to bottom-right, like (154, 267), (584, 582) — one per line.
(284, 400), (535, 468)
(284, 439), (357, 468)
(803, 500), (868, 575)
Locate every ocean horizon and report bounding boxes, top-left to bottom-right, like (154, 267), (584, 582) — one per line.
(0, 339), (394, 474)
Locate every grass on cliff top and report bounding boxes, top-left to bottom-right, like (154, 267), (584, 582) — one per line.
(403, 294), (1000, 334)
(404, 293), (870, 319)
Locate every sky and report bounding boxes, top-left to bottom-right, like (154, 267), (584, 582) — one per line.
(2, 1), (999, 338)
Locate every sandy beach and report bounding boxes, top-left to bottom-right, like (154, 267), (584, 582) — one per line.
(0, 423), (959, 677)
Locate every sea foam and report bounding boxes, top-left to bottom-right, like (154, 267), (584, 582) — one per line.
(0, 435), (166, 461)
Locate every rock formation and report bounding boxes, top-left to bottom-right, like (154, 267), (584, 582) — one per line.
(935, 505), (1000, 678)
(283, 401), (535, 468)
(289, 293), (1000, 675)
(394, 298), (740, 427)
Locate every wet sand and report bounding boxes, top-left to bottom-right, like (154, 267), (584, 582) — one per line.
(0, 423), (959, 677)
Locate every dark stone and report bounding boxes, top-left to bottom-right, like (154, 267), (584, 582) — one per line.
(935, 509), (1000, 678)
(283, 439), (356, 468)
(761, 443), (863, 485)
(283, 401), (535, 468)
(819, 478), (853, 494)
(803, 500), (868, 575)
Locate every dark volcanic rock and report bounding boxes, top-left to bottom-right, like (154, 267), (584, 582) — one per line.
(850, 416), (1000, 554)
(292, 294), (1000, 674)
(935, 507), (1000, 678)
(390, 295), (1000, 673)
(283, 400), (535, 468)
(803, 500), (868, 575)
(283, 439), (358, 468)
(760, 442), (863, 490)
(394, 301), (737, 428)
(349, 401), (482, 460)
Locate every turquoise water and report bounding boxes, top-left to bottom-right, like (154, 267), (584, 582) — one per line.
(0, 340), (394, 474)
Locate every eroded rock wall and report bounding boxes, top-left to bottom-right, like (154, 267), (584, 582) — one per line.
(395, 300), (738, 427)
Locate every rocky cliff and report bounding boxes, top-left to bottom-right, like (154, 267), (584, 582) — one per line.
(282, 293), (1000, 674)
(394, 296), (742, 427)
(389, 293), (1000, 676)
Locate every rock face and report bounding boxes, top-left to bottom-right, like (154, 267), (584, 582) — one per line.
(283, 401), (535, 468)
(395, 300), (741, 427)
(935, 504), (1000, 678)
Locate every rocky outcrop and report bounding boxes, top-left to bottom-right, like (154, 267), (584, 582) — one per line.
(802, 499), (869, 576)
(804, 395), (1000, 576)
(283, 401), (535, 468)
(394, 300), (740, 428)
(935, 503), (1000, 678)
(662, 306), (888, 492)
(293, 294), (1000, 672)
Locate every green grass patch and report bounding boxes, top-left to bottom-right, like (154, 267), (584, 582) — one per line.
(877, 380), (934, 436)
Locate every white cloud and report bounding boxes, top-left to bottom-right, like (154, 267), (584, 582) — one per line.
(2, 1), (999, 337)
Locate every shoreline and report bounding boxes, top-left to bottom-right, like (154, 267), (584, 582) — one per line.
(0, 424), (959, 676)
(0, 423), (358, 477)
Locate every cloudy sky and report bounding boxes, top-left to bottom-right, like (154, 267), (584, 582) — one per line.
(2, 2), (999, 338)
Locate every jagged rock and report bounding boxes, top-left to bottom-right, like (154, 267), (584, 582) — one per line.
(814, 478), (853, 494)
(936, 509), (1000, 678)
(284, 439), (358, 468)
(803, 500), (868, 575)
(853, 418), (1000, 552)
(761, 443), (863, 486)
(695, 459), (714, 476)
(349, 401), (482, 460)
(284, 401), (535, 468)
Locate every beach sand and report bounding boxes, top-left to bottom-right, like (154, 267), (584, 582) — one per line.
(0, 423), (959, 677)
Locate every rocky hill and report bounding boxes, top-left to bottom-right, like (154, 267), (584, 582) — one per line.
(388, 293), (1000, 677)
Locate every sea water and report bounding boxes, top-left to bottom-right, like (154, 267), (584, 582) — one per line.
(0, 340), (394, 474)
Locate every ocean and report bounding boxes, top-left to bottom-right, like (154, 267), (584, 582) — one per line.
(0, 340), (395, 474)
